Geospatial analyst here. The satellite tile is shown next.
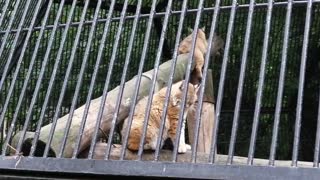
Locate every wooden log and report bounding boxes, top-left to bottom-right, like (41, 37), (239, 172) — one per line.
(187, 69), (215, 153)
(10, 53), (194, 158)
(10, 34), (224, 158)
(78, 142), (315, 168)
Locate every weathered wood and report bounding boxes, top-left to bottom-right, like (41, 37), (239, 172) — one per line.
(187, 102), (215, 154)
(10, 53), (194, 158)
(187, 69), (215, 153)
(78, 142), (314, 168)
(202, 69), (215, 103)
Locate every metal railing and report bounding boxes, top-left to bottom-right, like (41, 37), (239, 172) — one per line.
(0, 0), (320, 179)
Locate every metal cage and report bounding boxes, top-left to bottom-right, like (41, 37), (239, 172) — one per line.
(1, 0), (320, 179)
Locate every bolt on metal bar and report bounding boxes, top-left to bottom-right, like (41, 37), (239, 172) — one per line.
(136, 0), (172, 160)
(171, 0), (205, 162)
(56, 0), (93, 158)
(247, 0), (273, 166)
(0, 0), (39, 153)
(291, 0), (313, 167)
(153, 0), (188, 161)
(42, 0), (94, 158)
(28, 0), (75, 157)
(119, 0), (157, 160)
(209, 0), (237, 164)
(269, 0), (293, 166)
(227, 0), (255, 165)
(313, 91), (320, 167)
(8, 0), (49, 154)
(191, 0), (221, 163)
(84, 0), (115, 159)
(102, 0), (132, 160)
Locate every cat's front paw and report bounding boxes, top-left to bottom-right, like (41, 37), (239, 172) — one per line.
(185, 144), (191, 150)
(178, 143), (191, 154)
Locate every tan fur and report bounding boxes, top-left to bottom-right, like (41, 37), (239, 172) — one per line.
(178, 28), (208, 85)
(121, 81), (198, 153)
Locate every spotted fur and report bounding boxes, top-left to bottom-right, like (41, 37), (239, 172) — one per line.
(121, 80), (198, 153)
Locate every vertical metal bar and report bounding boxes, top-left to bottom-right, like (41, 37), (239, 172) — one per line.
(0, 0), (10, 28)
(269, 0), (292, 166)
(0, 0), (20, 95)
(119, 0), (157, 160)
(191, 0), (221, 163)
(292, 0), (313, 167)
(101, 0), (132, 160)
(56, 0), (94, 158)
(247, 0), (273, 165)
(43, 0), (93, 157)
(136, 0), (172, 160)
(28, 0), (76, 157)
(84, 0), (115, 159)
(70, 0), (102, 159)
(9, 0), (49, 154)
(153, 0), (188, 161)
(0, 0), (38, 152)
(0, 0), (23, 103)
(227, 0), (255, 165)
(171, 0), (205, 162)
(86, 1), (141, 159)
(209, 0), (237, 164)
(313, 92), (320, 167)
(2, 0), (61, 156)
(101, 0), (142, 159)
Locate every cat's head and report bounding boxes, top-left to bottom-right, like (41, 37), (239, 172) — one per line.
(186, 26), (207, 42)
(171, 80), (199, 108)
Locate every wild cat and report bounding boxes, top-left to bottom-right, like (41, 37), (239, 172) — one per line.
(178, 27), (208, 85)
(121, 80), (198, 153)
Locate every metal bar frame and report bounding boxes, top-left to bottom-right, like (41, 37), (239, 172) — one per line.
(1, 157), (320, 180)
(0, 0), (320, 179)
(2, 1), (320, 35)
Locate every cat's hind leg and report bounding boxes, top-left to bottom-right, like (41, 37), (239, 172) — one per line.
(144, 132), (165, 151)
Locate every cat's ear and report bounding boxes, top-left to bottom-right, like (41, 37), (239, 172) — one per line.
(187, 27), (193, 34)
(179, 81), (185, 91)
(200, 26), (206, 32)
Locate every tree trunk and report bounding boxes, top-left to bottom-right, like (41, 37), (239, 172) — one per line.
(187, 69), (215, 153)
(10, 54), (193, 158)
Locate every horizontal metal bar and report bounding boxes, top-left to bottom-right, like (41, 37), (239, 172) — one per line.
(0, 157), (320, 180)
(1, 0), (319, 35)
